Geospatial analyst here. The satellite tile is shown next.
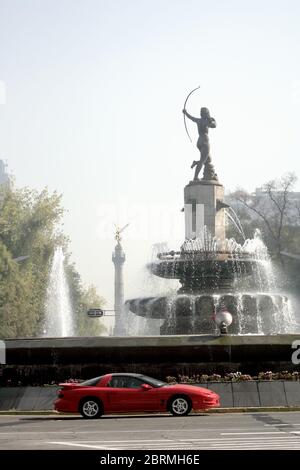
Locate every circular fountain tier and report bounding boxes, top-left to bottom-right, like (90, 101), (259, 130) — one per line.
(126, 293), (294, 335)
(147, 250), (269, 292)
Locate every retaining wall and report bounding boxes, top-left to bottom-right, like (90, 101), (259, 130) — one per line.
(3, 334), (300, 384)
(1, 381), (300, 411)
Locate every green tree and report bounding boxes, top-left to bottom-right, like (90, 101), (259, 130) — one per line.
(66, 260), (106, 336)
(0, 185), (65, 337)
(0, 240), (34, 337)
(0, 182), (107, 338)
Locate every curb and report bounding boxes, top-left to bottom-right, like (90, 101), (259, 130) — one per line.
(1, 407), (300, 415)
(206, 406), (300, 413)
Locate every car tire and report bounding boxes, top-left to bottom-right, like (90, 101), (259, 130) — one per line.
(168, 396), (192, 416)
(79, 398), (103, 419)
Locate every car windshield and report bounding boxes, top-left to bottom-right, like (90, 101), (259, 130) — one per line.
(140, 375), (167, 388)
(79, 376), (104, 386)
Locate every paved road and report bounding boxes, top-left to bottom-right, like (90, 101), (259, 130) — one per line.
(1, 412), (300, 450)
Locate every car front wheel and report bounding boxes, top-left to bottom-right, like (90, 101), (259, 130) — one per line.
(80, 398), (103, 419)
(169, 396), (191, 416)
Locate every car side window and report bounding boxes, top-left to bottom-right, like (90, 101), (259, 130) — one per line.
(126, 377), (144, 388)
(108, 376), (143, 389)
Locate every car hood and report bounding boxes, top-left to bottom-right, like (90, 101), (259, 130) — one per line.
(164, 384), (216, 395)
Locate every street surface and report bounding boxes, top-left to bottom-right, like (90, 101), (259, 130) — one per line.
(1, 412), (300, 450)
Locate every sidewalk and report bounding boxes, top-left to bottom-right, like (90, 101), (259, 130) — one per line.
(1, 406), (300, 415)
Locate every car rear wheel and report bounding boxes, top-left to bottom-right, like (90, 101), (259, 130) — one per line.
(169, 396), (191, 416)
(79, 398), (103, 419)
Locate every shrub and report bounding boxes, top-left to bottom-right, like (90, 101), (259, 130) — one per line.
(166, 370), (300, 384)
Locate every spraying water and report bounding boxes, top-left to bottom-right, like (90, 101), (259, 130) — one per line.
(225, 207), (246, 241)
(126, 226), (298, 335)
(44, 247), (74, 337)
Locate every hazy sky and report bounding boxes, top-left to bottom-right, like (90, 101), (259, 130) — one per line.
(1, 0), (300, 308)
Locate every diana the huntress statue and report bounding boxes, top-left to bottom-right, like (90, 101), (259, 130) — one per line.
(183, 89), (218, 182)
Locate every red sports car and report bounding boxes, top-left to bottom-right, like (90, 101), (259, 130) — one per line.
(54, 373), (220, 418)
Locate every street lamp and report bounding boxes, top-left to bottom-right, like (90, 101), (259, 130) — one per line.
(214, 310), (233, 335)
(87, 309), (115, 318)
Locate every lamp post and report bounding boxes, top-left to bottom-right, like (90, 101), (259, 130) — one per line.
(214, 310), (233, 335)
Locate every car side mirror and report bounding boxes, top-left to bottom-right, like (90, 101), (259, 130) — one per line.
(141, 383), (152, 391)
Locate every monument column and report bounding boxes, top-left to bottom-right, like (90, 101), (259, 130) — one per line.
(112, 242), (126, 335)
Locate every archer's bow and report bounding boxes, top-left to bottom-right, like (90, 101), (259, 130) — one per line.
(183, 86), (200, 142)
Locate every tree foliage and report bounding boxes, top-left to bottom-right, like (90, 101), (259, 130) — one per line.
(228, 173), (299, 260)
(227, 173), (300, 294)
(65, 261), (107, 336)
(0, 183), (106, 338)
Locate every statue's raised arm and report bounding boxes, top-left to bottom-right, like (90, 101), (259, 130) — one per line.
(183, 108), (199, 123)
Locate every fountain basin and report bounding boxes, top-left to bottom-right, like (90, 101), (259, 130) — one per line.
(126, 293), (293, 335)
(148, 251), (269, 291)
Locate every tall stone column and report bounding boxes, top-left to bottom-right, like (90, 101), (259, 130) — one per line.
(112, 242), (126, 335)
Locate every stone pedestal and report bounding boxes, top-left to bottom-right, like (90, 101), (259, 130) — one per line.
(184, 180), (225, 241)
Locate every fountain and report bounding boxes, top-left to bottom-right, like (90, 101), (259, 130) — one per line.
(125, 102), (296, 336)
(3, 94), (300, 387)
(126, 230), (295, 335)
(44, 246), (74, 337)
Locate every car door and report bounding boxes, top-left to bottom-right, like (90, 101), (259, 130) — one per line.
(106, 376), (159, 412)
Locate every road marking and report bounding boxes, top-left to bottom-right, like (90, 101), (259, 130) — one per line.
(211, 443), (300, 447)
(221, 431), (286, 435)
(264, 424), (300, 427)
(210, 445), (300, 449)
(50, 436), (299, 444)
(61, 439), (173, 443)
(50, 442), (109, 450)
(0, 427), (275, 435)
(48, 438), (300, 451)
(211, 442), (300, 446)
(211, 439), (300, 445)
(177, 436), (299, 441)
